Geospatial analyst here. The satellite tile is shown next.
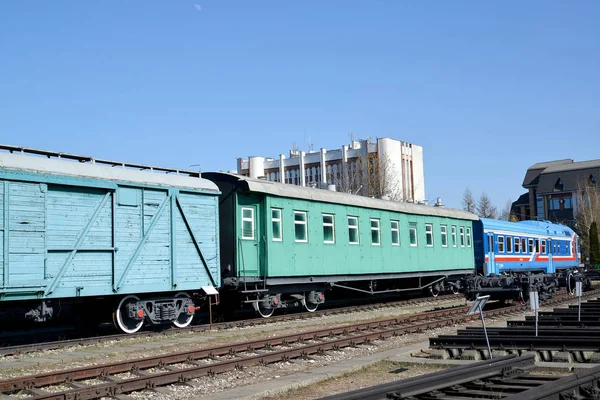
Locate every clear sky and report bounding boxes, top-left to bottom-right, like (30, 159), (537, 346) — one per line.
(1, 1), (598, 210)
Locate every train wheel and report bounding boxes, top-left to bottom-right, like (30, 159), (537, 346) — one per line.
(303, 293), (319, 312)
(451, 285), (460, 295)
(173, 292), (194, 329)
(430, 285), (440, 298)
(256, 303), (274, 318)
(113, 295), (144, 334)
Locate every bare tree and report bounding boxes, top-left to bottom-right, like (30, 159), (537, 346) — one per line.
(333, 154), (408, 202)
(376, 154), (404, 201)
(499, 199), (514, 221)
(476, 192), (498, 219)
(575, 179), (600, 262)
(462, 188), (476, 213)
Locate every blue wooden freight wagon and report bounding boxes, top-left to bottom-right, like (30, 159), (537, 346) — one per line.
(0, 145), (220, 333)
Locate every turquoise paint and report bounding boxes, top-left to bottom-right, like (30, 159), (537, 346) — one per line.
(175, 196), (219, 287)
(236, 193), (475, 279)
(2, 182), (7, 287)
(45, 192), (112, 295)
(171, 195), (177, 289)
(0, 171), (220, 301)
(114, 193), (171, 291)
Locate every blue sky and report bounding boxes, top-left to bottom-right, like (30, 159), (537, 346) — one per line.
(0, 1), (598, 209)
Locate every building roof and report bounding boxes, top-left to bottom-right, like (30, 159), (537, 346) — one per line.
(522, 159), (573, 187)
(536, 162), (600, 194)
(204, 172), (479, 221)
(512, 192), (530, 207)
(0, 151), (219, 192)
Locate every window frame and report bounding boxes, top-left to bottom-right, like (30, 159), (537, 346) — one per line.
(466, 227), (472, 247)
(451, 225), (457, 247)
(294, 210), (308, 243)
(322, 213), (335, 244)
(541, 239), (547, 254)
(409, 223), (418, 247)
(271, 208), (282, 242)
(528, 238), (534, 253)
(440, 225), (448, 247)
(514, 236), (521, 253)
(425, 223), (434, 247)
(370, 218), (381, 246)
(521, 238), (526, 253)
(348, 216), (360, 245)
(459, 226), (465, 247)
(507, 236), (513, 253)
(241, 207), (255, 240)
(498, 235), (505, 252)
(391, 220), (400, 246)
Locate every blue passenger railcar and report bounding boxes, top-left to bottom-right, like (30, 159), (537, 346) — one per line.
(465, 218), (587, 301)
(0, 146), (220, 333)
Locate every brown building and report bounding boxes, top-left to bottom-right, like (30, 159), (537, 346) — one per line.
(512, 158), (600, 226)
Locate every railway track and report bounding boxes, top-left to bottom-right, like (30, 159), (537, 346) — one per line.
(1, 289), (594, 400)
(0, 293), (462, 357)
(319, 354), (600, 400)
(429, 289), (600, 362)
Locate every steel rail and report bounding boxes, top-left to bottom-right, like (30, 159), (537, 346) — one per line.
(0, 293), (460, 357)
(1, 289), (596, 399)
(318, 354), (537, 400)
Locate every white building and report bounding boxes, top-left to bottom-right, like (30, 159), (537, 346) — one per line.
(237, 137), (425, 203)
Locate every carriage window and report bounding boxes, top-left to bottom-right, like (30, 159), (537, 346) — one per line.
(452, 226), (457, 247)
(488, 234), (494, 251)
(440, 225), (448, 247)
(348, 216), (359, 244)
(535, 239), (540, 253)
(507, 236), (513, 253)
(528, 238), (534, 253)
(466, 228), (472, 247)
(425, 224), (434, 247)
(391, 220), (400, 246)
(521, 238), (527, 253)
(409, 223), (418, 247)
(241, 207), (254, 240)
(459, 227), (465, 247)
(541, 239), (547, 254)
(514, 237), (521, 253)
(323, 214), (335, 244)
(498, 236), (505, 252)
(371, 219), (381, 245)
(271, 208), (282, 241)
(294, 211), (308, 242)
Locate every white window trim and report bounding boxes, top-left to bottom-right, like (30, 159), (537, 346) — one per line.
(440, 225), (448, 247)
(451, 226), (457, 248)
(459, 226), (465, 248)
(528, 238), (534, 253)
(271, 208), (282, 242)
(348, 216), (359, 245)
(371, 218), (381, 246)
(323, 213), (335, 244)
(425, 223), (434, 247)
(466, 227), (472, 248)
(241, 207), (254, 240)
(391, 220), (400, 246)
(294, 211), (308, 243)
(409, 226), (418, 247)
(498, 235), (505, 252)
(514, 236), (521, 253)
(507, 236), (513, 253)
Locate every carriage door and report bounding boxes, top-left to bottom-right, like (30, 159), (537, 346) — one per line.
(547, 238), (555, 273)
(487, 233), (496, 275)
(239, 206), (259, 277)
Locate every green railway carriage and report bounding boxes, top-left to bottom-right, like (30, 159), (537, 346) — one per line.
(204, 173), (478, 316)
